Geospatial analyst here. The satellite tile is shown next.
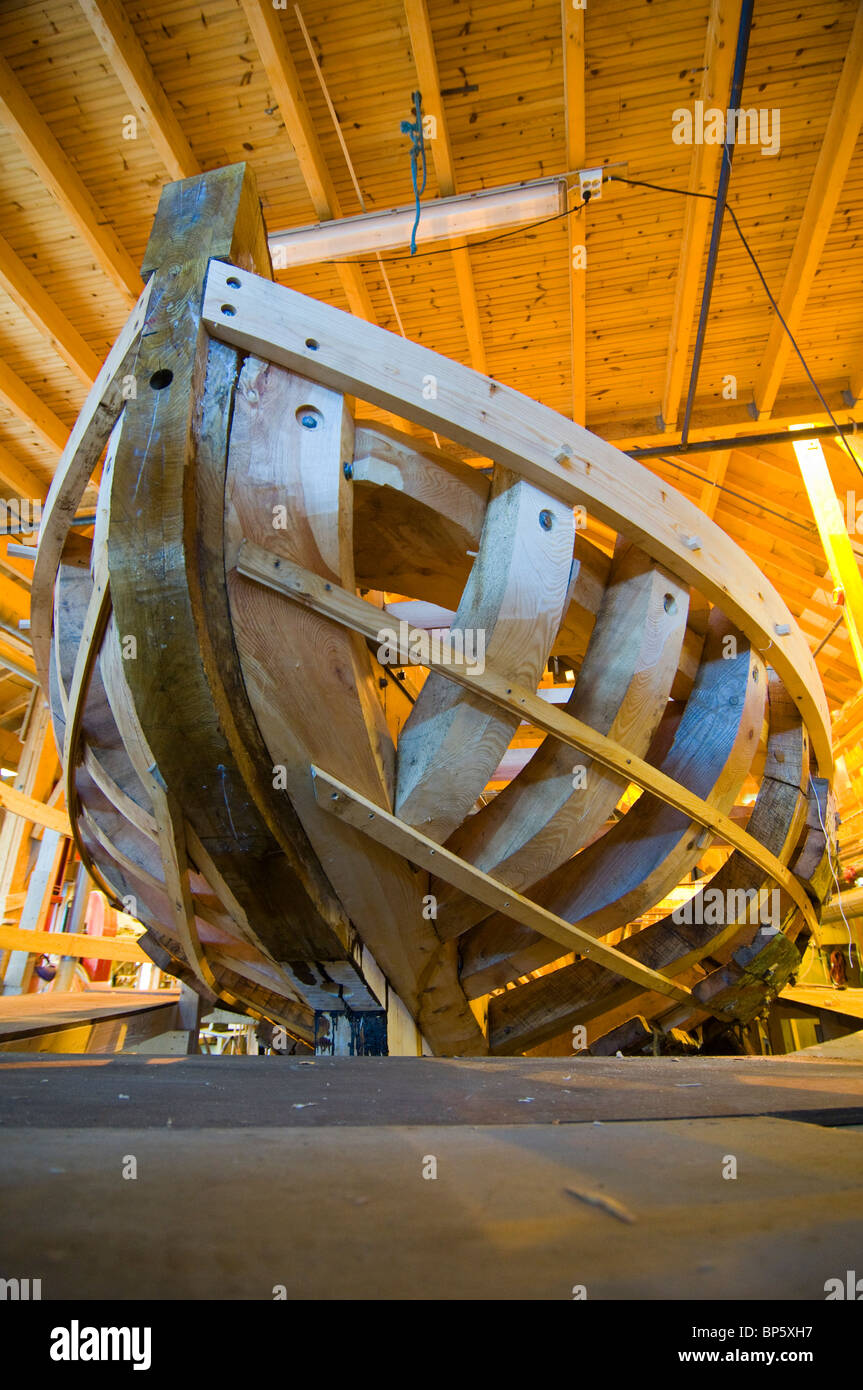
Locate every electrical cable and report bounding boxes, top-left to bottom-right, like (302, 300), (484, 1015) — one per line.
(608, 174), (863, 479)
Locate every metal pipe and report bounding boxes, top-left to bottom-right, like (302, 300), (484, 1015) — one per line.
(628, 421), (860, 459)
(679, 0), (755, 446)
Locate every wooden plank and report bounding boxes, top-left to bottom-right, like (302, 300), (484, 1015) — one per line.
(660, 0), (741, 431)
(0, 443), (45, 506)
(202, 260), (832, 776)
(0, 779), (70, 836)
(237, 0), (375, 321)
(225, 354), (484, 1052)
(462, 611), (767, 988)
(561, 0), (585, 423)
(100, 165), (382, 1007)
(235, 539), (822, 938)
(435, 542), (689, 938)
(0, 357), (68, 455)
(0, 53), (140, 302)
(0, 231), (101, 387)
(752, 2), (863, 416)
(0, 924), (147, 962)
(30, 276), (153, 690)
(311, 763), (692, 1006)
(403, 0), (487, 372)
(483, 678), (813, 1048)
(469, 674), (809, 1004)
(77, 0), (200, 181)
(394, 467), (574, 840)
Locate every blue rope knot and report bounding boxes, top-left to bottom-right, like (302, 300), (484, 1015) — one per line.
(400, 90), (427, 256)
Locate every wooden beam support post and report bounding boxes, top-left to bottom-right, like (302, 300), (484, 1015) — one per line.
(752, 2), (863, 418)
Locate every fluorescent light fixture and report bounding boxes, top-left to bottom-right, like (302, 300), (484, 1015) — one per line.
(268, 177), (567, 270)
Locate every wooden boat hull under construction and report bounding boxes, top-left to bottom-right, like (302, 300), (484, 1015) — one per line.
(33, 164), (836, 1056)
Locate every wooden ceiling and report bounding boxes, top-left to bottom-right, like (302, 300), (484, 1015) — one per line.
(0, 0), (861, 756)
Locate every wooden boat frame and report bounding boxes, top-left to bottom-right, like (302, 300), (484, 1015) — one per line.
(32, 165), (835, 1055)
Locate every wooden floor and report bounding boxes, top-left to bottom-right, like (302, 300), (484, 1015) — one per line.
(1, 1045), (861, 1300)
(0, 987), (182, 1052)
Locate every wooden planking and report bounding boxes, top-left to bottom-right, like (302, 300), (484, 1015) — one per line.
(235, 541), (822, 936)
(0, 924), (146, 962)
(238, 0), (376, 322)
(660, 0), (742, 431)
(562, 0), (585, 423)
(403, 0), (487, 372)
(0, 52), (140, 301)
(203, 259), (833, 775)
(77, 0), (200, 181)
(0, 231), (101, 387)
(0, 779), (70, 836)
(752, 1), (863, 416)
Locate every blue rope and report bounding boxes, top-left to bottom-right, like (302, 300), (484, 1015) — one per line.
(400, 91), (427, 255)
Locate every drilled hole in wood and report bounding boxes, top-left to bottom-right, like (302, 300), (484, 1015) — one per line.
(221, 303), (237, 316)
(663, 593), (676, 613)
(296, 406), (323, 429)
(149, 369), (173, 390)
(305, 338), (320, 350)
(226, 276), (241, 289)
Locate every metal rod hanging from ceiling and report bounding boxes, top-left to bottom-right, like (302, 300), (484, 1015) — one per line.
(678, 0), (755, 447)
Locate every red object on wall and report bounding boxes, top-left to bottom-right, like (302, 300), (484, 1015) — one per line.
(82, 890), (117, 983)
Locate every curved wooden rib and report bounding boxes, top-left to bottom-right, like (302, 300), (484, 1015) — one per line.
(395, 467), (575, 841)
(32, 278), (153, 689)
(236, 541), (821, 939)
(460, 612), (766, 989)
(352, 422), (612, 669)
(225, 357), (485, 1054)
(484, 676), (811, 1052)
(434, 542), (689, 937)
(203, 259), (832, 777)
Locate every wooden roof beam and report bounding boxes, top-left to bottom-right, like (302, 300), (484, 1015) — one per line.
(0, 232), (101, 389)
(0, 443), (46, 503)
(238, 0), (375, 322)
(562, 0), (586, 424)
(752, 2), (863, 419)
(698, 447), (731, 520)
(0, 54), (140, 304)
(0, 359), (68, 457)
(403, 0), (487, 374)
(78, 0), (199, 182)
(660, 0), (742, 433)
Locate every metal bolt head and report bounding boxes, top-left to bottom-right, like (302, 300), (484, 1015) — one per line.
(539, 509), (554, 531)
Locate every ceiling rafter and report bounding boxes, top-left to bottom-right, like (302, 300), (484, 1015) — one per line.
(562, 0), (585, 424)
(0, 359), (67, 457)
(403, 0), (487, 374)
(752, 0), (863, 418)
(0, 54), (140, 304)
(0, 232), (101, 388)
(239, 0), (376, 322)
(0, 442), (46, 502)
(77, 0), (200, 182)
(660, 0), (742, 433)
